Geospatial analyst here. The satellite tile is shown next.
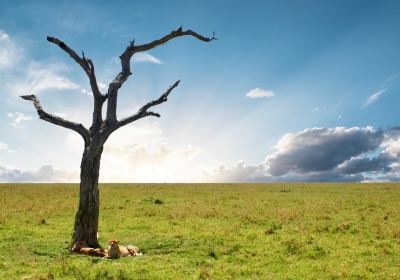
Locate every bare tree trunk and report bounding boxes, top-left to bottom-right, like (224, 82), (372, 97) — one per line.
(22, 28), (215, 252)
(72, 145), (103, 248)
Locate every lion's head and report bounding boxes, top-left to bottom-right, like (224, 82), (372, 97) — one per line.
(109, 239), (120, 249)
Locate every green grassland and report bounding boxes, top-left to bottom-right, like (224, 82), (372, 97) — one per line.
(0, 183), (399, 279)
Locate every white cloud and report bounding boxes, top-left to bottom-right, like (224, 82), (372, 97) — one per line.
(363, 89), (386, 108)
(81, 82), (108, 96)
(98, 82), (108, 91)
(10, 62), (80, 95)
(382, 130), (400, 157)
(0, 30), (79, 96)
(202, 161), (266, 182)
(100, 143), (202, 182)
(246, 88), (275, 98)
(383, 73), (398, 84)
(132, 52), (163, 64)
(0, 164), (78, 183)
(0, 30), (22, 69)
(7, 112), (32, 127)
(0, 142), (9, 151)
(80, 88), (90, 95)
(0, 30), (10, 41)
(60, 123), (204, 183)
(105, 143), (201, 166)
(53, 112), (68, 118)
(100, 124), (202, 182)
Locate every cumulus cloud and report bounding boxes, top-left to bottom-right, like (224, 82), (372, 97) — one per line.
(266, 127), (383, 176)
(7, 112), (32, 127)
(132, 52), (163, 64)
(383, 128), (400, 157)
(363, 89), (386, 108)
(246, 88), (275, 98)
(0, 30), (22, 69)
(337, 155), (392, 175)
(209, 126), (400, 182)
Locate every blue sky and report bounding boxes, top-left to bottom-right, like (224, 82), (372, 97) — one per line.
(0, 0), (399, 182)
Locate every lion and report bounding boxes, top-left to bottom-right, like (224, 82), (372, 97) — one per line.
(71, 241), (108, 257)
(71, 241), (88, 253)
(107, 239), (142, 258)
(80, 247), (108, 257)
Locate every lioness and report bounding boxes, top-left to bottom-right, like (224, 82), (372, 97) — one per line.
(71, 241), (88, 253)
(80, 247), (108, 257)
(71, 241), (108, 257)
(107, 240), (142, 258)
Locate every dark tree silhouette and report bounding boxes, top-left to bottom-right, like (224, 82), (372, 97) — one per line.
(22, 27), (215, 249)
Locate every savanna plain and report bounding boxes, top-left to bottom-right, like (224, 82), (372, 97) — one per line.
(0, 183), (399, 279)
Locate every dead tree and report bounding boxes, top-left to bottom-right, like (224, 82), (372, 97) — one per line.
(22, 27), (215, 249)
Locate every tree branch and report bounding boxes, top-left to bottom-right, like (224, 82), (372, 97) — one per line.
(21, 95), (90, 146)
(118, 80), (180, 127)
(106, 27), (215, 123)
(47, 36), (106, 133)
(120, 27), (217, 76)
(47, 36), (103, 98)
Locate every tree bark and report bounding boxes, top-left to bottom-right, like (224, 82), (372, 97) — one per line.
(22, 28), (215, 252)
(72, 144), (103, 248)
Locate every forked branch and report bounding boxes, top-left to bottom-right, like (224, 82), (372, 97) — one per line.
(21, 95), (90, 146)
(47, 37), (104, 99)
(47, 36), (106, 133)
(118, 80), (180, 127)
(106, 27), (215, 123)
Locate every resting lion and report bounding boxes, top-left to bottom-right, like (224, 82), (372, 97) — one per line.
(71, 241), (108, 257)
(80, 247), (108, 257)
(71, 241), (88, 253)
(107, 239), (142, 258)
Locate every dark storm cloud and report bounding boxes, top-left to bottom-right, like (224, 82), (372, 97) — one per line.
(266, 127), (384, 176)
(337, 154), (393, 175)
(207, 126), (400, 182)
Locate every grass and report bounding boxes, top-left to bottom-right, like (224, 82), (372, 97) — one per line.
(0, 183), (399, 279)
